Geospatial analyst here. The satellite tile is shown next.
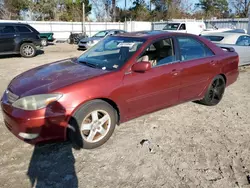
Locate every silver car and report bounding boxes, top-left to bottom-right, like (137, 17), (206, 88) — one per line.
(201, 32), (250, 66)
(78, 29), (126, 50)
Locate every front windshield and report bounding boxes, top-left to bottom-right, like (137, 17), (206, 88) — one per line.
(77, 36), (145, 70)
(93, 31), (108, 37)
(163, 23), (180, 30)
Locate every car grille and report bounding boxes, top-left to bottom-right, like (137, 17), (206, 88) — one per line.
(6, 90), (19, 104)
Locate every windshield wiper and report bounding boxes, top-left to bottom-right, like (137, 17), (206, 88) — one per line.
(79, 61), (98, 68)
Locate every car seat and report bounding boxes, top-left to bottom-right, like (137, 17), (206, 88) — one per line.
(119, 47), (130, 61)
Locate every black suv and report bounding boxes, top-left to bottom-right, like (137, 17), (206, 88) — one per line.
(0, 23), (41, 58)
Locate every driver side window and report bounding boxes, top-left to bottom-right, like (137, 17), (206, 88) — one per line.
(137, 38), (175, 67)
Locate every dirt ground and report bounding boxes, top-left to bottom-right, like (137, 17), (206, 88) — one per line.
(0, 44), (250, 188)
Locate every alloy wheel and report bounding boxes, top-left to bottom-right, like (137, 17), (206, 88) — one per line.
(80, 110), (111, 143)
(22, 45), (34, 57)
(208, 78), (225, 104)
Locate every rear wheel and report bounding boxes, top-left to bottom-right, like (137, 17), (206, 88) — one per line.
(20, 43), (36, 58)
(200, 75), (226, 106)
(68, 100), (117, 149)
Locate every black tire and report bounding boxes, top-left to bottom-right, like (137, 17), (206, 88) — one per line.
(200, 75), (226, 106)
(20, 43), (36, 58)
(68, 100), (117, 149)
(41, 38), (48, 46)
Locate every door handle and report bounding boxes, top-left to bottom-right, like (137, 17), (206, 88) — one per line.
(170, 69), (180, 76)
(210, 60), (216, 66)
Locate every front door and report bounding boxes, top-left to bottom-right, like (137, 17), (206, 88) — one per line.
(121, 37), (181, 119)
(0, 25), (16, 53)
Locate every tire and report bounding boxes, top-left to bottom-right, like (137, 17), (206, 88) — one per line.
(200, 75), (226, 106)
(41, 38), (48, 46)
(68, 100), (117, 149)
(20, 43), (36, 58)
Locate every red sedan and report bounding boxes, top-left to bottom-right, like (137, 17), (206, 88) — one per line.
(1, 31), (239, 149)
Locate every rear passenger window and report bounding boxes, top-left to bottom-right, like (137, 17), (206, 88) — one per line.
(177, 37), (214, 61)
(0, 26), (15, 34)
(202, 35), (224, 42)
(16, 26), (32, 33)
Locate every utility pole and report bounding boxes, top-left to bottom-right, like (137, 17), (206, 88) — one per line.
(82, 2), (85, 34)
(248, 8), (250, 34)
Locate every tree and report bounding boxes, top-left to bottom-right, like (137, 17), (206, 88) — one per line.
(59, 0), (92, 21)
(111, 0), (116, 21)
(230, 0), (250, 17)
(32, 0), (57, 20)
(3, 0), (30, 19)
(150, 0), (184, 20)
(129, 0), (151, 21)
(196, 0), (229, 18)
(0, 0), (11, 19)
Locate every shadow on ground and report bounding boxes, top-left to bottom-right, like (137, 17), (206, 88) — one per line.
(27, 142), (78, 188)
(0, 50), (44, 59)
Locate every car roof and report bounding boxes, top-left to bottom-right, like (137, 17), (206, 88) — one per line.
(202, 32), (245, 38)
(116, 30), (202, 40)
(99, 29), (125, 32)
(116, 30), (172, 39)
(0, 22), (30, 26)
(201, 32), (249, 44)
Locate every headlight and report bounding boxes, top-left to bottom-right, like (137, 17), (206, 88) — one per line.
(12, 94), (62, 111)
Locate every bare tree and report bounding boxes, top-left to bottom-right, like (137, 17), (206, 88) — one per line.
(231, 0), (250, 17)
(111, 0), (116, 21)
(92, 0), (119, 21)
(0, 0), (11, 19)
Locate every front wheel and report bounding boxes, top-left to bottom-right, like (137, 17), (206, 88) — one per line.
(200, 75), (226, 106)
(20, 43), (36, 58)
(68, 100), (117, 149)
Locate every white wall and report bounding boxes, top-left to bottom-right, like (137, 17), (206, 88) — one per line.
(0, 20), (152, 40)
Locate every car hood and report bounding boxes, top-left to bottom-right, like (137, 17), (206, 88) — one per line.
(80, 36), (103, 42)
(8, 58), (109, 97)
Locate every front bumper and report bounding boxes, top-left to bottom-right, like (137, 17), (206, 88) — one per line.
(78, 42), (92, 49)
(1, 97), (70, 145)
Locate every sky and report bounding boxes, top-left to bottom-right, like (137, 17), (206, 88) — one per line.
(89, 0), (199, 21)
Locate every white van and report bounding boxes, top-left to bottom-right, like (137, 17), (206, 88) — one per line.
(162, 21), (206, 35)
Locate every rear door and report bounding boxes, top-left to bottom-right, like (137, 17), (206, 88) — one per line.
(0, 25), (16, 52)
(15, 25), (33, 39)
(176, 36), (217, 102)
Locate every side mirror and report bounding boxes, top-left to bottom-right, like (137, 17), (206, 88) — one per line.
(131, 61), (151, 73)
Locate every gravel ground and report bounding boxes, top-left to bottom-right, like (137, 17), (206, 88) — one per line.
(0, 44), (250, 188)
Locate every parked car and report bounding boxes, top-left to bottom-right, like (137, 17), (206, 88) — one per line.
(201, 32), (250, 66)
(68, 32), (88, 44)
(78, 29), (126, 50)
(1, 31), (239, 149)
(40, 32), (55, 46)
(162, 21), (206, 35)
(0, 23), (41, 58)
